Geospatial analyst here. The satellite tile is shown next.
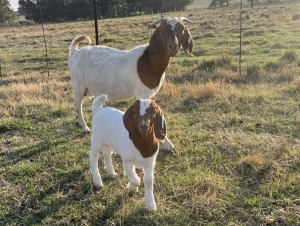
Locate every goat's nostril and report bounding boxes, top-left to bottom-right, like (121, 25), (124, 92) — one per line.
(140, 124), (149, 131)
(169, 43), (178, 50)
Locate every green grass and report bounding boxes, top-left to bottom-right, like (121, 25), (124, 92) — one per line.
(1, 1), (300, 225)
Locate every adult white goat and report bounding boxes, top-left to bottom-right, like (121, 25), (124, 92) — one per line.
(89, 94), (166, 211)
(68, 17), (193, 149)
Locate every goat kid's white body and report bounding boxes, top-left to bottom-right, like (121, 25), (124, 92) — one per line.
(89, 95), (158, 211)
(69, 44), (165, 101)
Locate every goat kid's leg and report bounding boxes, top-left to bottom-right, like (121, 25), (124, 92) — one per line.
(74, 85), (90, 133)
(89, 147), (103, 188)
(102, 147), (117, 178)
(144, 165), (156, 211)
(123, 163), (140, 192)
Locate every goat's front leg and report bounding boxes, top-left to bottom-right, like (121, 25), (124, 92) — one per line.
(102, 147), (117, 178)
(123, 163), (140, 192)
(144, 165), (156, 211)
(89, 147), (103, 188)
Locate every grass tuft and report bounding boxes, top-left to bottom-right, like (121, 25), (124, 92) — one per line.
(238, 154), (267, 172)
(280, 50), (298, 63)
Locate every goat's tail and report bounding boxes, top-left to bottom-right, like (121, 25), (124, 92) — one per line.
(69, 35), (91, 56)
(92, 94), (109, 115)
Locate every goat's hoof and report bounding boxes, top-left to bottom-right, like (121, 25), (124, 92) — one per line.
(127, 182), (138, 192)
(93, 181), (103, 188)
(82, 127), (90, 133)
(160, 138), (174, 152)
(108, 173), (118, 178)
(146, 203), (157, 211)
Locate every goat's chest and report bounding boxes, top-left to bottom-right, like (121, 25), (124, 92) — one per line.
(121, 147), (158, 169)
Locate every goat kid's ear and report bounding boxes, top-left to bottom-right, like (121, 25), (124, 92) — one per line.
(123, 105), (138, 141)
(154, 105), (167, 142)
(182, 28), (194, 57)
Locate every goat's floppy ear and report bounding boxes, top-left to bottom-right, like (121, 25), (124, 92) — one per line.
(182, 27), (194, 57)
(123, 105), (138, 141)
(153, 104), (167, 141)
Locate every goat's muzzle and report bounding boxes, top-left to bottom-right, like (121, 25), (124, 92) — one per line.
(167, 43), (179, 57)
(139, 124), (150, 137)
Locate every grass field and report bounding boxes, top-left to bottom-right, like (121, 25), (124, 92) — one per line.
(1, 1), (300, 225)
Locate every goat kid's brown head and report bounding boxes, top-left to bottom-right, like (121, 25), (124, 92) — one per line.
(123, 99), (166, 142)
(148, 17), (194, 57)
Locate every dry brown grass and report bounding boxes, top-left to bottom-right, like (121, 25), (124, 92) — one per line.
(187, 82), (221, 101)
(0, 77), (73, 117)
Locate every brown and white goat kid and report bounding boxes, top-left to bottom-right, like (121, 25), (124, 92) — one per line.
(89, 94), (166, 211)
(68, 17), (193, 151)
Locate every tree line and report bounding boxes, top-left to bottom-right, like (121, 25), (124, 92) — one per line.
(17, 0), (193, 23)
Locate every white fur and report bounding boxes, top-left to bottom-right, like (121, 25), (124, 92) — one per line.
(68, 38), (165, 133)
(89, 94), (158, 211)
(167, 17), (179, 30)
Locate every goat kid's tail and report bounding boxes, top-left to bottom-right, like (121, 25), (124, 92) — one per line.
(92, 94), (109, 115)
(69, 35), (91, 56)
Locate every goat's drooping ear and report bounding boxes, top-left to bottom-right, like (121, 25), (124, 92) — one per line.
(182, 27), (194, 57)
(123, 105), (138, 141)
(153, 103), (167, 141)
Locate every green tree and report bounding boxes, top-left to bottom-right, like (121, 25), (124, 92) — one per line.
(0, 0), (15, 24)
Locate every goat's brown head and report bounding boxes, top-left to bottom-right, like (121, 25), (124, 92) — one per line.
(148, 17), (194, 57)
(123, 99), (166, 142)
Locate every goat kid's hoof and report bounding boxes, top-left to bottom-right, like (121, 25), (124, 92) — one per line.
(93, 181), (103, 188)
(127, 182), (138, 192)
(146, 203), (157, 211)
(108, 173), (118, 178)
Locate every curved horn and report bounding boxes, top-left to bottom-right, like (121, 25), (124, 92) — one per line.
(179, 17), (191, 24)
(148, 18), (166, 29)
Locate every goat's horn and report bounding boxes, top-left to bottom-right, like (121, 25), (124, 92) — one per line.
(179, 17), (191, 24)
(148, 18), (166, 29)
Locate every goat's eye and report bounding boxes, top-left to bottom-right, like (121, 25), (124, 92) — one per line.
(132, 110), (137, 116)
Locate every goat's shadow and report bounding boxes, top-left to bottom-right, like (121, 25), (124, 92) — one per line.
(92, 189), (157, 225)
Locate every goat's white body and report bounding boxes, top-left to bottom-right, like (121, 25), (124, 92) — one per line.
(89, 95), (158, 211)
(91, 107), (157, 168)
(69, 44), (165, 101)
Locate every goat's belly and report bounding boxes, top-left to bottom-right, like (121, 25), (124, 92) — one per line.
(84, 83), (132, 101)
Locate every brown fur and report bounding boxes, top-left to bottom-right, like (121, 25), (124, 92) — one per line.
(123, 100), (166, 158)
(137, 20), (193, 90)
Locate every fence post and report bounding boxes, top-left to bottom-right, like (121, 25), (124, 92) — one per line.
(38, 0), (50, 77)
(239, 0), (243, 77)
(93, 0), (99, 45)
(160, 0), (165, 18)
(0, 60), (2, 80)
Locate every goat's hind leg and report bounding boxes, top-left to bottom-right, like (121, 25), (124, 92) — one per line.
(102, 147), (117, 178)
(89, 145), (103, 188)
(160, 136), (174, 152)
(73, 83), (90, 133)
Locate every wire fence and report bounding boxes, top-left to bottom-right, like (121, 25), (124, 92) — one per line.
(0, 0), (299, 80)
